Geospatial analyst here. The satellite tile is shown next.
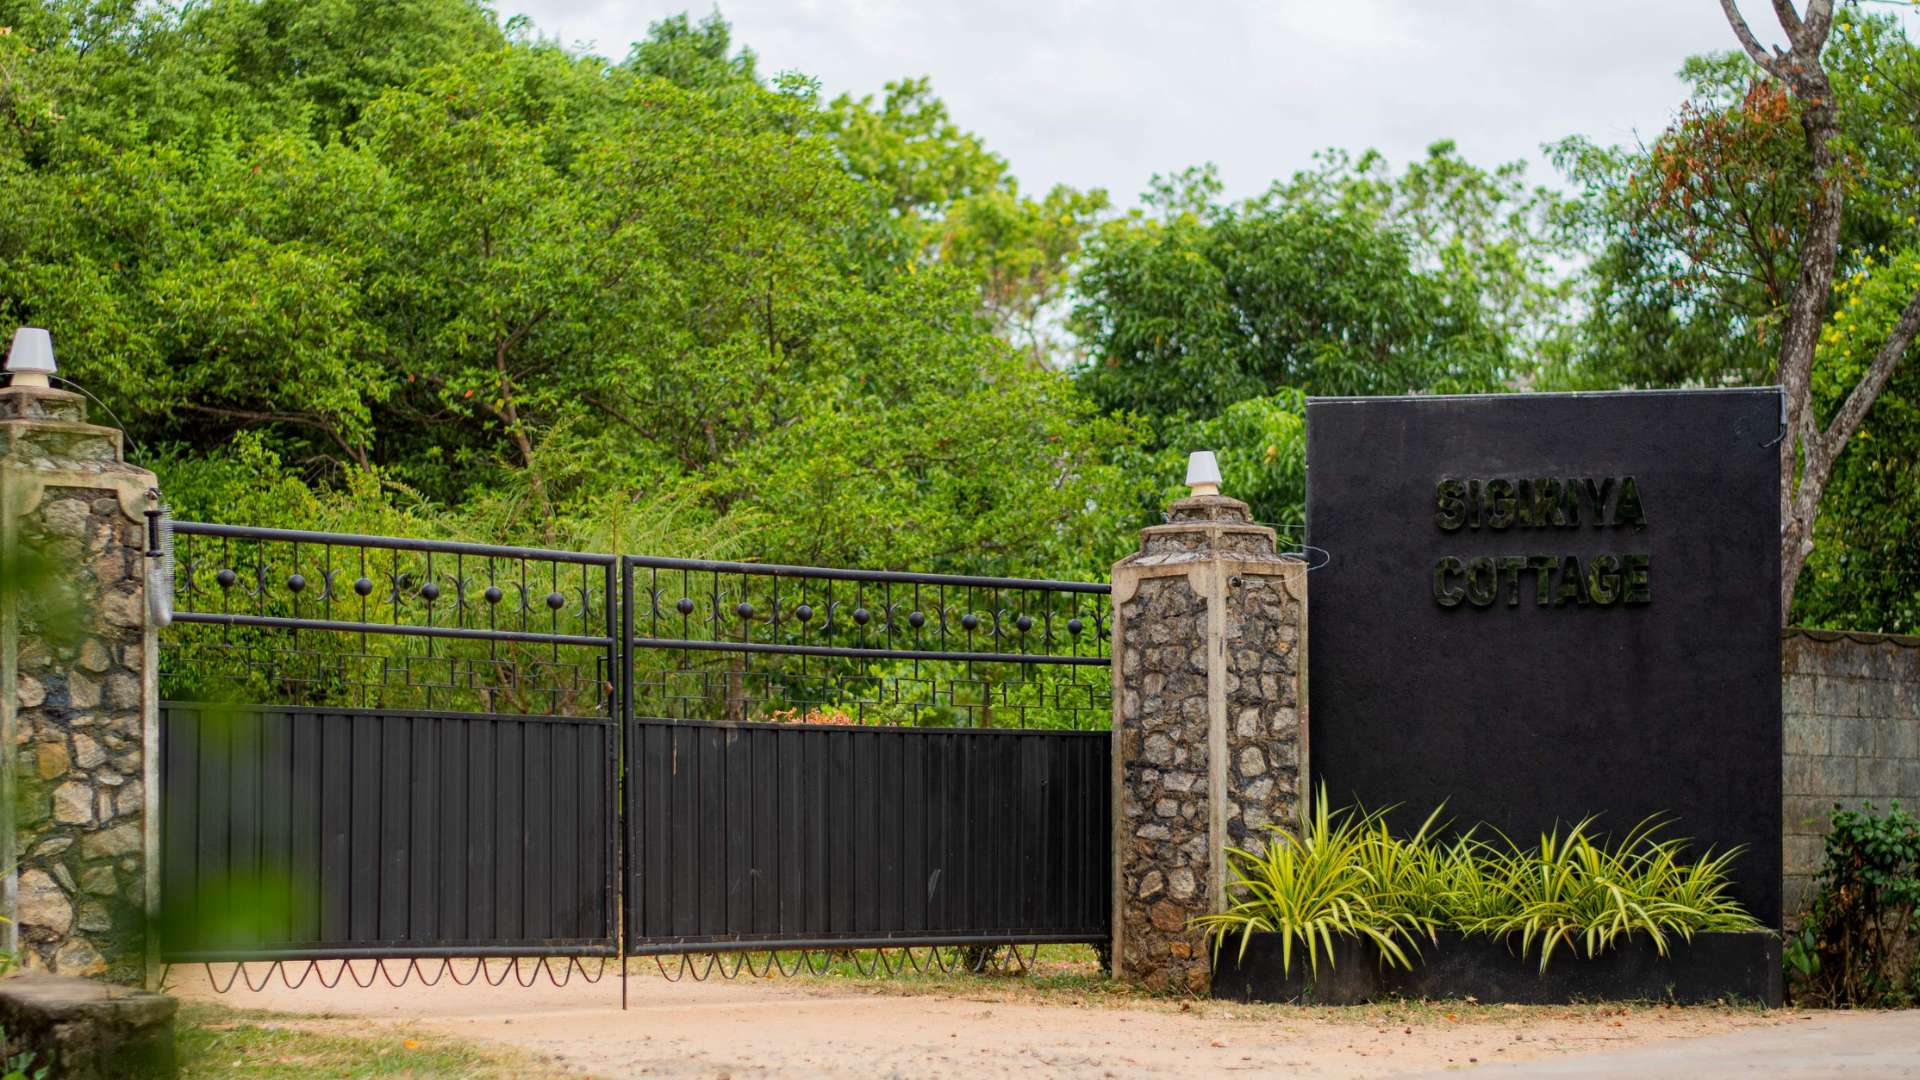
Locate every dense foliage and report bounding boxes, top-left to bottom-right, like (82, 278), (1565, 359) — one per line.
(1785, 802), (1920, 1007)
(0, 1), (1913, 630)
(1069, 150), (1567, 528)
(1194, 796), (1759, 976)
(0, 0), (1138, 576)
(1550, 10), (1920, 632)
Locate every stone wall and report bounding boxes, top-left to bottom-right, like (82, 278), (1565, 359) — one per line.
(11, 491), (150, 979)
(1113, 573), (1211, 991)
(1782, 627), (1920, 917)
(1111, 493), (1307, 992)
(0, 972), (176, 1078)
(2, 377), (156, 983)
(1221, 573), (1304, 849)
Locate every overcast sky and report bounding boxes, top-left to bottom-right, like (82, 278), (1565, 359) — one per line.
(503, 2), (1899, 203)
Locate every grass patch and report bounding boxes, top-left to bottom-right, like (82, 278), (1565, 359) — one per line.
(177, 1003), (551, 1079)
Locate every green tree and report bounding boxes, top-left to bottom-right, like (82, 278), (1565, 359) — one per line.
(184, 0), (507, 138)
(623, 10), (756, 91)
(1066, 158), (1535, 528)
(1155, 391), (1309, 530)
(823, 77), (1109, 363)
(1552, 4), (1920, 629)
(1548, 56), (1800, 391)
(1072, 164), (1512, 422)
(1273, 142), (1576, 359)
(1795, 254), (1920, 633)
(0, 1), (1141, 575)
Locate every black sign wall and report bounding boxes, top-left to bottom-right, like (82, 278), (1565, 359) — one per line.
(1305, 389), (1783, 926)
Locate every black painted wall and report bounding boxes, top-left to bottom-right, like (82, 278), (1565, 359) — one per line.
(1306, 390), (1783, 926)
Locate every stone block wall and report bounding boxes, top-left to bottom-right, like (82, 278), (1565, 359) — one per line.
(1781, 627), (1920, 917)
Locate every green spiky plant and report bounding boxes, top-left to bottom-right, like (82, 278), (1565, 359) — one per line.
(1354, 803), (1464, 940)
(1197, 787), (1760, 976)
(1465, 817), (1757, 972)
(1191, 797), (1422, 975)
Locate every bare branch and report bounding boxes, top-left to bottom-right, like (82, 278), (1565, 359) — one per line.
(491, 309), (556, 540)
(180, 403), (369, 468)
(580, 391), (649, 436)
(1821, 283), (1920, 453)
(1770, 0), (1804, 37)
(1719, 0), (1788, 78)
(1799, 0), (1835, 51)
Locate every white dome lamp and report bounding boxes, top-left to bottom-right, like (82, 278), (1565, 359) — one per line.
(5, 327), (56, 389)
(1186, 450), (1222, 497)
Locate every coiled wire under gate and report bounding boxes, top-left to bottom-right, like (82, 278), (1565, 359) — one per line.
(173, 943), (1048, 996)
(155, 522), (1113, 1008)
(170, 955), (614, 994)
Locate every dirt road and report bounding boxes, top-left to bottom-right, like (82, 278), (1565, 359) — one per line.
(164, 957), (1913, 1078)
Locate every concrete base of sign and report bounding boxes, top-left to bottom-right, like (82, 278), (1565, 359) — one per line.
(1210, 930), (1783, 1007)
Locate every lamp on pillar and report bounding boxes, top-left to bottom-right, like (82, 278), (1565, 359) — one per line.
(1184, 450), (1221, 498)
(5, 327), (57, 389)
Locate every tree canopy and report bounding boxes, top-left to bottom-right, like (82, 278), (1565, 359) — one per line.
(0, 0), (1137, 575)
(0, 0), (1913, 631)
(1550, 6), (1920, 632)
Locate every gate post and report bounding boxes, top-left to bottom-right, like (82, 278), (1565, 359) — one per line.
(1110, 453), (1307, 991)
(0, 330), (159, 984)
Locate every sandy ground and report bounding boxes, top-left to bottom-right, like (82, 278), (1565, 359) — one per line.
(167, 961), (1917, 1078)
(1426, 1009), (1920, 1078)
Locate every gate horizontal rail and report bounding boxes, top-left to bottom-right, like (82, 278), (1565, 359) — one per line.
(172, 521), (618, 565)
(623, 933), (1095, 956)
(625, 636), (1110, 665)
(168, 612), (613, 647)
(624, 553), (1110, 592)
(166, 944), (620, 961)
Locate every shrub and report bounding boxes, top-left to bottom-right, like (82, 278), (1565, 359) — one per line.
(1197, 790), (1760, 975)
(1190, 799), (1422, 975)
(1461, 817), (1754, 972)
(1785, 802), (1920, 1007)
(0, 1024), (47, 1080)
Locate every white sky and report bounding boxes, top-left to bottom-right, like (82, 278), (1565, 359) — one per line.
(504, 1), (1905, 203)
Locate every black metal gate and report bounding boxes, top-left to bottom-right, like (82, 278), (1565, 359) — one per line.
(157, 523), (1111, 985)
(159, 704), (616, 961)
(624, 720), (1107, 954)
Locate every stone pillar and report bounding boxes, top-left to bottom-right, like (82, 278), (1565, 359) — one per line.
(1, 329), (158, 983)
(1110, 471), (1307, 991)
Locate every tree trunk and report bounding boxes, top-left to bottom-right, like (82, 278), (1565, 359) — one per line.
(1775, 86), (1843, 619)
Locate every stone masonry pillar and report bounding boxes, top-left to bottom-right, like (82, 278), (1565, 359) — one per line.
(1, 329), (159, 984)
(1110, 455), (1307, 991)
